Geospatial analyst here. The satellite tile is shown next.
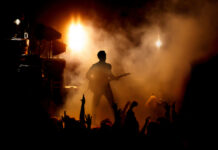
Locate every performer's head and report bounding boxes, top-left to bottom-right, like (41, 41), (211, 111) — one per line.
(97, 50), (106, 62)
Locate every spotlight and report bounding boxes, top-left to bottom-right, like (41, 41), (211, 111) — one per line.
(14, 19), (21, 25)
(155, 39), (162, 48)
(68, 23), (87, 52)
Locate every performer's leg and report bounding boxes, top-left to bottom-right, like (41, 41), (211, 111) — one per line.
(92, 92), (101, 117)
(104, 85), (115, 109)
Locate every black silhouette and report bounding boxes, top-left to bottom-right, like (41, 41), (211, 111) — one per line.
(123, 101), (139, 136)
(79, 94), (86, 126)
(86, 50), (130, 116)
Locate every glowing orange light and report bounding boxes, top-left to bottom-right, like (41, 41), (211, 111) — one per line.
(68, 23), (87, 52)
(155, 39), (162, 48)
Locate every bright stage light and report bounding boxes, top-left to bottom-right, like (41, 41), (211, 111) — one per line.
(155, 39), (162, 48)
(14, 19), (21, 25)
(68, 23), (87, 52)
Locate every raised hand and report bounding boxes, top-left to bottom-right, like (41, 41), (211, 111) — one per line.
(81, 94), (85, 104)
(85, 114), (92, 129)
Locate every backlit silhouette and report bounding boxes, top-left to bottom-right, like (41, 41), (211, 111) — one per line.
(86, 50), (129, 117)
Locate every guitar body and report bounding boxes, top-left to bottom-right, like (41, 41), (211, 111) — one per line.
(87, 73), (130, 92)
(86, 62), (130, 92)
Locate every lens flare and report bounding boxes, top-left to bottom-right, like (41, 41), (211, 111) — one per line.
(68, 23), (87, 52)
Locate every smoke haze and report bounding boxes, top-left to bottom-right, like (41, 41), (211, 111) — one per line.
(35, 0), (218, 127)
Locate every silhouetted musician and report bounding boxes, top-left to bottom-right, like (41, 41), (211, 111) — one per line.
(86, 50), (129, 115)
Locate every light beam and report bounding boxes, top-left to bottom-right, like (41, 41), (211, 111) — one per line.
(68, 23), (87, 52)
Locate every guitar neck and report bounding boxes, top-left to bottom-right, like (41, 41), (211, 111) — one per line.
(117, 73), (130, 79)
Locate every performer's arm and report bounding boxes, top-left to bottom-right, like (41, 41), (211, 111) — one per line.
(108, 64), (119, 80)
(108, 64), (130, 80)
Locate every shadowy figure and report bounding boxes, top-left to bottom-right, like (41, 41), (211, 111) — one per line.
(80, 95), (93, 131)
(80, 94), (85, 126)
(86, 50), (129, 116)
(113, 101), (131, 128)
(123, 101), (139, 136)
(85, 114), (92, 130)
(140, 116), (151, 136)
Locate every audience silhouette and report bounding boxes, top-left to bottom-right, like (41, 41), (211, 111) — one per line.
(10, 53), (218, 149)
(35, 94), (187, 149)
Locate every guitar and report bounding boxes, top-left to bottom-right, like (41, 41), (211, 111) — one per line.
(87, 73), (130, 92)
(113, 73), (131, 80)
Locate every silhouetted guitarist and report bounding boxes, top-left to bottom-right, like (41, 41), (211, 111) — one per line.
(86, 50), (130, 115)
